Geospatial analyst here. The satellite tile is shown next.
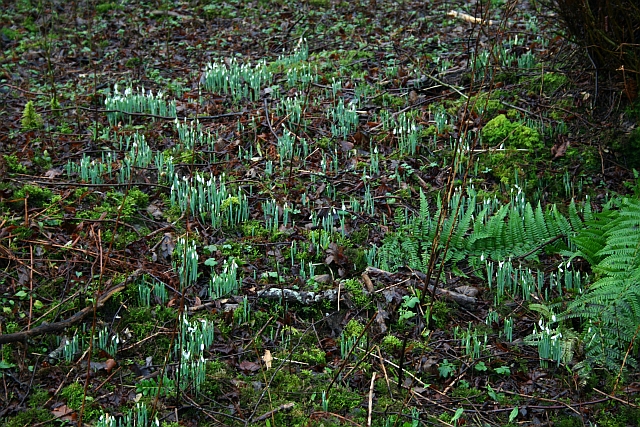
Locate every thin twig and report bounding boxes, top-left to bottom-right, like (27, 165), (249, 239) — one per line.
(367, 372), (376, 427)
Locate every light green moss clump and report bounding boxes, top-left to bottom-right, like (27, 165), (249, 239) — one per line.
(343, 319), (365, 338)
(480, 115), (544, 185)
(381, 334), (402, 352)
(482, 114), (542, 150)
(21, 101), (44, 130)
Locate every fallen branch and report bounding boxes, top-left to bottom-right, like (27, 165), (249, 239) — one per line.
(256, 287), (339, 304)
(253, 402), (295, 422)
(0, 270), (143, 345)
(447, 10), (496, 26)
(366, 267), (477, 309)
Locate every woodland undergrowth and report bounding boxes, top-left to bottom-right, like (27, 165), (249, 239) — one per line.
(1, 0), (640, 427)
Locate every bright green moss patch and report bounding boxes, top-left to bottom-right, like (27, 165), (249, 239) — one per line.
(482, 114), (542, 150)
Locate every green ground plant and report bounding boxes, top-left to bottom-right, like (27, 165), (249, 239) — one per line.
(1, 0), (639, 426)
(21, 100), (43, 130)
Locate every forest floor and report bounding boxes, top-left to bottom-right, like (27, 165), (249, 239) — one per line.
(1, 0), (640, 426)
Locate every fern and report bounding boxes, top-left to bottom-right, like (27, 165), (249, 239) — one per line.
(376, 189), (581, 271)
(561, 197), (640, 371)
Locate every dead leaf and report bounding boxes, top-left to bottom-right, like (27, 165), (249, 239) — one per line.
(312, 274), (332, 284)
(146, 203), (163, 219)
(455, 285), (479, 297)
(105, 358), (117, 373)
(551, 136), (569, 159)
(375, 309), (388, 334)
(262, 350), (272, 370)
(338, 140), (354, 152)
(408, 90), (418, 104)
(159, 233), (175, 261)
(44, 168), (63, 179)
(239, 360), (261, 373)
(51, 404), (76, 422)
(361, 273), (374, 292)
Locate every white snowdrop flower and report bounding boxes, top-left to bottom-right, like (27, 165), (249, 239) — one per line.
(480, 253), (485, 262)
(551, 314), (556, 322)
(183, 350), (190, 360)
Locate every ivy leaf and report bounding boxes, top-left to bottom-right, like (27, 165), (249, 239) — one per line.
(495, 365), (511, 375)
(475, 361), (488, 371)
(0, 360), (16, 369)
(451, 408), (464, 423)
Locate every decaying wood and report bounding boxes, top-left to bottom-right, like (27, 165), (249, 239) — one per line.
(253, 402), (295, 422)
(256, 287), (339, 304)
(365, 266), (477, 309)
(257, 268), (477, 310)
(447, 10), (497, 26)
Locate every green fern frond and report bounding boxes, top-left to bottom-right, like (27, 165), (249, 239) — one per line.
(561, 197), (640, 372)
(568, 200), (583, 231)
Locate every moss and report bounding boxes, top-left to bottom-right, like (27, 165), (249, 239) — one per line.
(95, 2), (121, 13)
(3, 154), (28, 174)
(343, 319), (365, 338)
(21, 100), (44, 130)
(479, 114), (544, 185)
(0, 27), (20, 41)
(80, 188), (149, 222)
(342, 279), (369, 308)
(125, 307), (156, 339)
(240, 220), (270, 239)
(372, 92), (405, 108)
(125, 57), (141, 68)
(613, 127), (640, 169)
(13, 184), (53, 209)
(422, 125), (438, 137)
(327, 387), (362, 413)
(271, 370), (304, 393)
(381, 334), (402, 353)
(553, 415), (584, 427)
(2, 408), (51, 427)
(103, 226), (149, 250)
(60, 382), (100, 420)
(28, 387), (50, 408)
(198, 360), (230, 398)
(482, 114), (542, 150)
(451, 381), (486, 401)
(298, 346), (326, 365)
(449, 92), (504, 119)
(426, 300), (450, 329)
(542, 72), (568, 95)
(60, 382), (87, 409)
